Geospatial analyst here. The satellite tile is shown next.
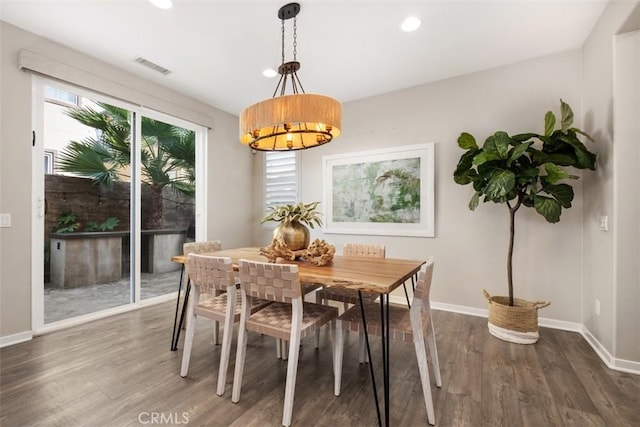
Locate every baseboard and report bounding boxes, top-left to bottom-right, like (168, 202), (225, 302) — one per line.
(389, 295), (639, 376)
(581, 326), (640, 375)
(538, 316), (583, 332)
(430, 300), (488, 319)
(0, 330), (33, 348)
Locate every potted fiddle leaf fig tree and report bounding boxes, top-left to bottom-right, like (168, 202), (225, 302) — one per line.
(453, 99), (597, 344)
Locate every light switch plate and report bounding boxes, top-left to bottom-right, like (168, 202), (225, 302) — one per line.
(599, 215), (608, 231)
(0, 213), (11, 228)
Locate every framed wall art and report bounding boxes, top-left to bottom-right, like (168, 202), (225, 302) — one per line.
(322, 143), (435, 237)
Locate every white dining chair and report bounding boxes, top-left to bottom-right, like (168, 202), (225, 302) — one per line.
(179, 254), (271, 396)
(315, 243), (384, 311)
(314, 243), (383, 362)
(171, 240), (224, 350)
(232, 259), (338, 427)
(334, 258), (442, 425)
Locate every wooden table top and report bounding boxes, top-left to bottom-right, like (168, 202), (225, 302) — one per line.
(172, 247), (425, 294)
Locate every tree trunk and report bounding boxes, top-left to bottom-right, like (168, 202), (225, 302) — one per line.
(507, 205), (516, 306)
(145, 185), (163, 230)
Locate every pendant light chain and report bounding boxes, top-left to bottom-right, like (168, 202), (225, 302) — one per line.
(293, 16), (297, 61)
(281, 18), (285, 65)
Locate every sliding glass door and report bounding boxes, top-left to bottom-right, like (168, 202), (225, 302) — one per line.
(31, 78), (204, 330)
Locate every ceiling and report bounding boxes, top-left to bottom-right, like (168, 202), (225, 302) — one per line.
(0, 0), (608, 116)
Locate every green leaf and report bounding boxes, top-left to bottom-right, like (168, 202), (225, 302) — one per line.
(543, 163), (569, 184)
(559, 134), (597, 170)
(511, 133), (538, 143)
(534, 195), (562, 223)
(469, 191), (480, 210)
(544, 111), (556, 136)
(454, 169), (477, 185)
(571, 127), (595, 142)
(516, 167), (540, 185)
(457, 132), (478, 150)
(99, 216), (120, 231)
(472, 150), (502, 166)
(483, 132), (510, 159)
(453, 150), (477, 184)
(543, 184), (574, 208)
(484, 170), (515, 202)
(545, 153), (579, 166)
(506, 141), (532, 166)
(522, 193), (535, 207)
(560, 99), (574, 131)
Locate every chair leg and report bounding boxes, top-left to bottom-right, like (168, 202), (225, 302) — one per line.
(414, 338), (436, 425)
(179, 309), (197, 377)
(358, 331), (369, 364)
(342, 302), (349, 313)
(231, 324), (248, 403)
(281, 339), (288, 361)
(213, 320), (220, 345)
(334, 320), (344, 396)
(216, 315), (235, 396)
(276, 339), (282, 359)
(315, 292), (323, 348)
(282, 334), (301, 427)
(427, 328), (442, 387)
(329, 320), (336, 373)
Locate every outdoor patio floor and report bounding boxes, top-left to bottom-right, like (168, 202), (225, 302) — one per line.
(44, 270), (182, 323)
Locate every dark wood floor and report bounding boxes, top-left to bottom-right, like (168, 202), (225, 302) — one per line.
(1, 301), (638, 426)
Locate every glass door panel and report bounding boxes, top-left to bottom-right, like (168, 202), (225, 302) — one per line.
(138, 114), (196, 300)
(43, 86), (133, 323)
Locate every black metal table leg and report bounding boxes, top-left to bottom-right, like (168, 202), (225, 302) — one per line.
(402, 282), (411, 308)
(359, 290), (382, 427)
(379, 293), (390, 426)
(173, 280), (191, 350)
(170, 265), (185, 351)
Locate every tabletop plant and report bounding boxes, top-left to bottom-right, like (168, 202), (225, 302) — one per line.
(261, 201), (323, 228)
(453, 99), (597, 306)
(261, 202), (323, 252)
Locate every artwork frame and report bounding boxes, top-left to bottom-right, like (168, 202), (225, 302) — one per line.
(322, 143), (435, 237)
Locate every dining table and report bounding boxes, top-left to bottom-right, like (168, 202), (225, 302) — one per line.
(171, 246), (425, 427)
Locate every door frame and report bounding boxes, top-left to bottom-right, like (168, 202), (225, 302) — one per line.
(31, 76), (207, 334)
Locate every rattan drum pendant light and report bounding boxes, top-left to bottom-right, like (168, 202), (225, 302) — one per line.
(239, 3), (341, 151)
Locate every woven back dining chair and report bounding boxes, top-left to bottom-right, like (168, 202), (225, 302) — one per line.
(314, 243), (385, 361)
(180, 254), (271, 396)
(316, 243), (385, 311)
(182, 240), (224, 343)
(231, 259), (338, 427)
(333, 258), (442, 425)
(183, 240), (223, 256)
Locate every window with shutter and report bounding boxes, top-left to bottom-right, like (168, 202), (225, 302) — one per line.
(264, 151), (299, 214)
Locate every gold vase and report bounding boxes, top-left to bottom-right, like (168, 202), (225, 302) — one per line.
(273, 221), (310, 251)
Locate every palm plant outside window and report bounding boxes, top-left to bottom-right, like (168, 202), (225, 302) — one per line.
(56, 102), (195, 229)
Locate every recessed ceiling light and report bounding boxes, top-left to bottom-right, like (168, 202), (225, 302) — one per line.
(149, 0), (173, 10)
(262, 68), (278, 78)
(401, 16), (421, 32)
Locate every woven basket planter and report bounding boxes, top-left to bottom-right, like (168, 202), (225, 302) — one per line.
(482, 289), (550, 344)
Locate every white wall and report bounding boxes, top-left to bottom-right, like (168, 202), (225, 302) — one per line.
(0, 21), (252, 339)
(255, 50), (585, 323)
(581, 1), (640, 365)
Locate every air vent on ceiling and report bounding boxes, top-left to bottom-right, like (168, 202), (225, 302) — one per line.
(134, 57), (171, 75)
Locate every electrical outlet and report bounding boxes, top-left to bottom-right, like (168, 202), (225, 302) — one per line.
(0, 213), (11, 228)
(599, 215), (608, 231)
(595, 299), (601, 316)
